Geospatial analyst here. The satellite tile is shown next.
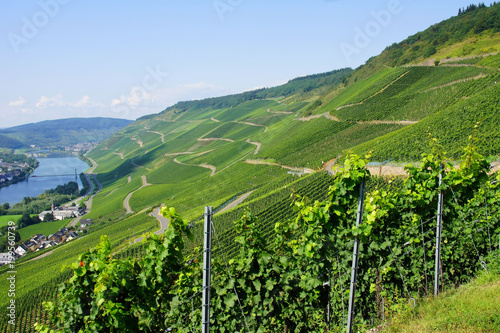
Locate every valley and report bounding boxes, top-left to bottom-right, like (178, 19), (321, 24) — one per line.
(1, 3), (500, 332)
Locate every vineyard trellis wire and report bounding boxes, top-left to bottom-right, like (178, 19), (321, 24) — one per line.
(159, 144), (499, 332)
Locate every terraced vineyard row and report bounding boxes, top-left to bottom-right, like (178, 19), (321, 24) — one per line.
(0, 272), (70, 333)
(349, 74), (500, 161)
(334, 67), (493, 122)
(208, 172), (337, 259)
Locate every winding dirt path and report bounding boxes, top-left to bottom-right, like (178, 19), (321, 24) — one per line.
(131, 137), (144, 147)
(113, 152), (124, 159)
(150, 206), (169, 235)
(141, 175), (151, 186)
(198, 137), (235, 143)
(173, 158), (217, 177)
(295, 112), (340, 122)
(245, 159), (314, 174)
(147, 130), (165, 143)
(420, 74), (487, 93)
(165, 151), (193, 157)
(413, 53), (498, 67)
(234, 121), (268, 133)
(216, 191), (255, 215)
(123, 175), (151, 214)
(245, 139), (262, 155)
(267, 108), (293, 115)
(294, 113), (415, 125)
(211, 117), (220, 122)
(133, 205), (171, 243)
(356, 120), (419, 125)
(29, 250), (54, 262)
(324, 161), (500, 177)
(199, 164), (216, 177)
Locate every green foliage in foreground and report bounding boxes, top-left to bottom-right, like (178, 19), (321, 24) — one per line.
(0, 213), (156, 310)
(35, 138), (500, 332)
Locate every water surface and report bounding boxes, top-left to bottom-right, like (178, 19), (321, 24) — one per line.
(0, 157), (89, 206)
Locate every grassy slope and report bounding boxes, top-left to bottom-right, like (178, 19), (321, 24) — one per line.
(17, 220), (68, 240)
(0, 215), (21, 227)
(386, 271), (500, 332)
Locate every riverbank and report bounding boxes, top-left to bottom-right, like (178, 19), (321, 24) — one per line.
(0, 152), (39, 190)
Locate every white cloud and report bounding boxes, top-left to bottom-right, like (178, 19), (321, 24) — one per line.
(111, 86), (152, 107)
(8, 96), (26, 107)
(73, 95), (104, 108)
(3, 82), (231, 127)
(36, 94), (65, 108)
(110, 82), (226, 111)
(35, 94), (104, 109)
(74, 95), (90, 107)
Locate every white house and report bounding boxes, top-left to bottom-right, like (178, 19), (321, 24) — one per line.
(14, 245), (28, 257)
(39, 209), (76, 221)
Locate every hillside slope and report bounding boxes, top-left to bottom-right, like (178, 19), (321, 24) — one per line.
(81, 5), (500, 223)
(2, 4), (500, 332)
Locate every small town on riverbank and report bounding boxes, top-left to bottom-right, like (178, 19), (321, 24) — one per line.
(0, 148), (96, 264)
(0, 154), (38, 188)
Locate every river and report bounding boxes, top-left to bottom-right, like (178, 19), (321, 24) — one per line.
(0, 156), (90, 206)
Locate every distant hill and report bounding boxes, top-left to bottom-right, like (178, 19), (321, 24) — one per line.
(0, 134), (24, 149)
(0, 117), (133, 148)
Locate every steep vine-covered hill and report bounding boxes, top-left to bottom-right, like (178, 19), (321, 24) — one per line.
(0, 117), (133, 148)
(1, 5), (500, 329)
(83, 3), (500, 223)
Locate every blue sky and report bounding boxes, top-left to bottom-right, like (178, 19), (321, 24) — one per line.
(1, 0), (476, 127)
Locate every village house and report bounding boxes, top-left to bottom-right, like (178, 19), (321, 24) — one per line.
(37, 240), (58, 250)
(22, 240), (38, 252)
(8, 228), (78, 259)
(31, 234), (47, 242)
(80, 218), (93, 228)
(14, 244), (28, 257)
(39, 204), (84, 221)
(66, 231), (79, 242)
(49, 231), (66, 244)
